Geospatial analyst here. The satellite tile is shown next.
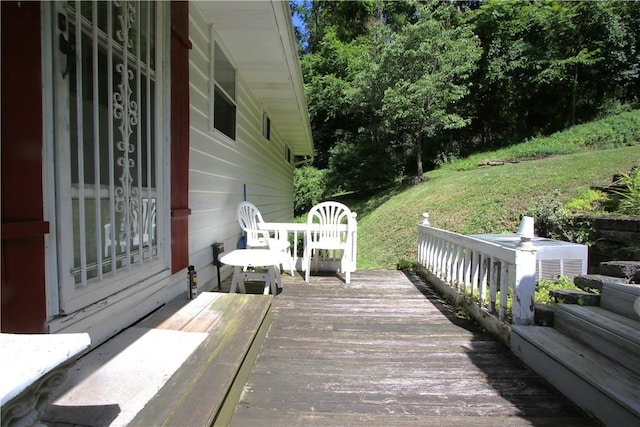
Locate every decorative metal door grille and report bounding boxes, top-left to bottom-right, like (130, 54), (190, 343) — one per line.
(55, 0), (165, 308)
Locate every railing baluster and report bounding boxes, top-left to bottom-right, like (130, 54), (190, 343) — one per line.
(471, 251), (479, 296)
(136, 0), (144, 264)
(434, 237), (440, 274)
(107, 0), (116, 273)
(463, 248), (471, 292)
(92, 2), (103, 281)
(490, 259), (499, 313)
(499, 262), (509, 321)
(477, 254), (487, 301)
(457, 245), (465, 291)
(447, 242), (454, 285)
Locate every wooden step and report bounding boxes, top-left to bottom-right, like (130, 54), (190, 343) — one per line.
(42, 293), (272, 427)
(130, 293), (272, 427)
(600, 281), (640, 320)
(511, 325), (640, 426)
(554, 304), (640, 374)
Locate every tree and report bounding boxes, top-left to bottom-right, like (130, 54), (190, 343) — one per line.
(360, 3), (482, 176)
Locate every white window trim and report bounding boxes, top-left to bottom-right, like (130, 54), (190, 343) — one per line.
(208, 25), (237, 142)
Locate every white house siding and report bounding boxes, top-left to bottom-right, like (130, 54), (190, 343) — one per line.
(187, 6), (297, 291)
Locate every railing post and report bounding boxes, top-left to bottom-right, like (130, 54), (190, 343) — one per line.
(422, 212), (430, 226)
(513, 235), (538, 325)
(417, 212), (430, 267)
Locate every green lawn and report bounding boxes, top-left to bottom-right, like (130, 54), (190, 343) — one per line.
(352, 145), (640, 269)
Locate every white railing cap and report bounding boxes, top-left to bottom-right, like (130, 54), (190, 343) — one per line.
(422, 212), (430, 225)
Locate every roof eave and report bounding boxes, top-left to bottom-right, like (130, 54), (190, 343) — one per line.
(194, 1), (314, 157)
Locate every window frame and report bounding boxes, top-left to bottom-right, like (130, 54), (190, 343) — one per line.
(262, 111), (271, 141)
(285, 146), (292, 164)
(209, 27), (237, 142)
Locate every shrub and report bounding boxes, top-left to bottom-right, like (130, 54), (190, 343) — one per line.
(536, 276), (583, 305)
(614, 166), (640, 216)
(565, 189), (610, 212)
(294, 166), (327, 215)
(528, 191), (595, 244)
(396, 258), (414, 271)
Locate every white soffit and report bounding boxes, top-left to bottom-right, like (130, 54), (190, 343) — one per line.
(194, 0), (314, 156)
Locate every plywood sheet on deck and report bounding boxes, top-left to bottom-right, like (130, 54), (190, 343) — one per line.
(228, 270), (597, 426)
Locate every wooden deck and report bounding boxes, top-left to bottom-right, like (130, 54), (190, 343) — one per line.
(221, 270), (598, 426)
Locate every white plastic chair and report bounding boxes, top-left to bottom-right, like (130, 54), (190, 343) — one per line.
(236, 201), (295, 275)
(304, 201), (356, 284)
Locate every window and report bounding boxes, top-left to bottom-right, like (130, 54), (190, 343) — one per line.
(262, 112), (271, 141)
(211, 34), (236, 140)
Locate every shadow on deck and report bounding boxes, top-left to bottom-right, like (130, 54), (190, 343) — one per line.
(225, 270), (597, 426)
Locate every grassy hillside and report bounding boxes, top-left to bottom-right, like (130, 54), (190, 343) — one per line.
(352, 144), (640, 270)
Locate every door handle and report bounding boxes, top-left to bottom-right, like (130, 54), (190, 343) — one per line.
(59, 33), (75, 79)
(58, 12), (74, 79)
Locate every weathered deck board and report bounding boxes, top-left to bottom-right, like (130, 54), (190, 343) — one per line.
(225, 270), (597, 426)
(130, 293), (272, 427)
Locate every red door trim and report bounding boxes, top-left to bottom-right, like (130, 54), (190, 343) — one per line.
(1, 1), (48, 333)
(2, 221), (50, 240)
(170, 1), (191, 273)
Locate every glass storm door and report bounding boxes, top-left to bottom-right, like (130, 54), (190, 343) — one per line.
(51, 1), (167, 314)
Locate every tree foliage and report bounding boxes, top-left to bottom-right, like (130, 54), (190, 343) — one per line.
(293, 0), (640, 195)
(293, 166), (327, 215)
(363, 4), (482, 176)
(469, 0), (639, 143)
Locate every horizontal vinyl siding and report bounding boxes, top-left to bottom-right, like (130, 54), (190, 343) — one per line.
(187, 6), (295, 289)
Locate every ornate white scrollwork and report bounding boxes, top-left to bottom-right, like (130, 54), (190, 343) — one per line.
(1, 365), (70, 427)
(113, 0), (139, 245)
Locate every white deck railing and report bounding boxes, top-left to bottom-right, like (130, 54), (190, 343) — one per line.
(417, 213), (537, 325)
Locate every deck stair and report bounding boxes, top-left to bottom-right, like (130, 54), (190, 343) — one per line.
(511, 261), (640, 426)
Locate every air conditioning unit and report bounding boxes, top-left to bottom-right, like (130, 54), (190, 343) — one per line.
(470, 234), (588, 282)
(534, 243), (588, 281)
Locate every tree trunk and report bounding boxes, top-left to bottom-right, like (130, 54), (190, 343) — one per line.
(572, 65), (577, 126)
(416, 135), (423, 176)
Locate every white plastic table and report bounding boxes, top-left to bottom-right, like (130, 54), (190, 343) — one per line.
(220, 249), (291, 295)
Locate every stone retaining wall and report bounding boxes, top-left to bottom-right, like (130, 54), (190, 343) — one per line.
(577, 215), (640, 270)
